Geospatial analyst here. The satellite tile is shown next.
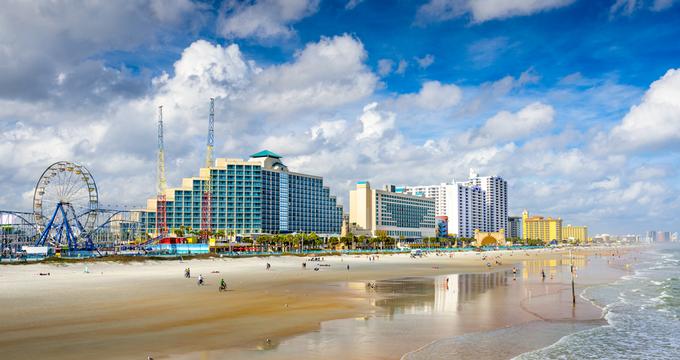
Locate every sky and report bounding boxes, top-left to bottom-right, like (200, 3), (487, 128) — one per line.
(1, 0), (679, 235)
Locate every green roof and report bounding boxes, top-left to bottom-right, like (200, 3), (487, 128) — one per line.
(250, 150), (282, 159)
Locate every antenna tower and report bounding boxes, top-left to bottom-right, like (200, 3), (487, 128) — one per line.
(201, 98), (215, 242)
(156, 105), (168, 238)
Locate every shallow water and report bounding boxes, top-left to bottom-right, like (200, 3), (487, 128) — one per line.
(515, 244), (680, 360)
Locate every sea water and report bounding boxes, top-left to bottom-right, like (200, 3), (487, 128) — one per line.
(515, 245), (680, 359)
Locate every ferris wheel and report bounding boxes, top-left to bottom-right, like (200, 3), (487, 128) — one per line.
(32, 161), (99, 242)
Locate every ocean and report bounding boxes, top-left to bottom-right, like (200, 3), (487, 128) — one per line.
(515, 244), (680, 359)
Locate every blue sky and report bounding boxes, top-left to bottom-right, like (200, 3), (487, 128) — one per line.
(1, 0), (679, 235)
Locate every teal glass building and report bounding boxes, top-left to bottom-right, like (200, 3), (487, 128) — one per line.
(140, 151), (342, 237)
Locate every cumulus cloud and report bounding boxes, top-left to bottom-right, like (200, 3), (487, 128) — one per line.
(0, 0), (201, 102)
(357, 103), (396, 140)
(217, 0), (319, 41)
(475, 102), (555, 144)
(416, 0), (574, 24)
(608, 68), (680, 151)
(395, 81), (462, 110)
(245, 34), (379, 113)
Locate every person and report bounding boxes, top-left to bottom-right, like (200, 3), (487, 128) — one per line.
(185, 268), (191, 278)
(347, 264), (350, 271)
(541, 270), (546, 281)
(219, 278), (227, 291)
(302, 262), (307, 269)
(266, 263), (271, 271)
(198, 274), (204, 286)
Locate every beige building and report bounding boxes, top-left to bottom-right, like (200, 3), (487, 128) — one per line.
(522, 210), (562, 243)
(562, 224), (588, 243)
(349, 182), (435, 239)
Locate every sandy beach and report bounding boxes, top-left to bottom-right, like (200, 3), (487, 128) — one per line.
(0, 247), (640, 359)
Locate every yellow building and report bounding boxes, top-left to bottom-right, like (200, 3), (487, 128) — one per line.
(522, 210), (562, 243)
(562, 224), (588, 243)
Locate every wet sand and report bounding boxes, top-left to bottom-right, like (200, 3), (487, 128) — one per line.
(0, 247), (638, 359)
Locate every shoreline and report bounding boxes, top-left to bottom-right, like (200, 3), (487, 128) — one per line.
(0, 246), (639, 359)
(401, 247), (642, 360)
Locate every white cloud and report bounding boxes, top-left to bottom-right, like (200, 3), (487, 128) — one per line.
(476, 102), (554, 143)
(217, 0), (319, 41)
(590, 176), (621, 190)
(416, 0), (574, 24)
(377, 59), (394, 76)
(357, 103), (396, 140)
(610, 0), (677, 16)
(395, 60), (408, 75)
(608, 68), (680, 151)
(245, 34), (379, 113)
(415, 54), (435, 68)
(345, 0), (365, 10)
(395, 81), (462, 110)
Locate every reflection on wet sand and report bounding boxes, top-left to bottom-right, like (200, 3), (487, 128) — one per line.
(371, 272), (511, 316)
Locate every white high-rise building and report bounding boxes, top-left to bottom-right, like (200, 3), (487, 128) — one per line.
(402, 169), (507, 238)
(466, 169), (508, 233)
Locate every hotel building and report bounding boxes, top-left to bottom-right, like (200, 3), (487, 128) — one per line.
(522, 210), (562, 243)
(562, 224), (588, 243)
(349, 182), (435, 239)
(140, 150), (343, 237)
(507, 216), (522, 239)
(466, 170), (508, 233)
(401, 170), (506, 238)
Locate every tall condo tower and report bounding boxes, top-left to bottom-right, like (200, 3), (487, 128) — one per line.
(201, 98), (215, 241)
(156, 105), (168, 237)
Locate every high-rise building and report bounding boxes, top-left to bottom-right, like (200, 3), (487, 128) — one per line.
(507, 216), (522, 239)
(466, 169), (508, 233)
(401, 170), (507, 238)
(349, 181), (435, 239)
(140, 150), (343, 237)
(522, 210), (562, 243)
(657, 231), (671, 242)
(562, 224), (588, 243)
(646, 230), (657, 242)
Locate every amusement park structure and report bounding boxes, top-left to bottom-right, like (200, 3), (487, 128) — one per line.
(201, 98), (215, 241)
(156, 105), (168, 238)
(1, 161), (145, 257)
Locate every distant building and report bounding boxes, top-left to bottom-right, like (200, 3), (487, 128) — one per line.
(466, 169), (508, 233)
(349, 181), (435, 239)
(401, 170), (507, 238)
(522, 210), (562, 243)
(646, 230), (657, 242)
(657, 231), (671, 242)
(562, 224), (589, 243)
(507, 216), (522, 239)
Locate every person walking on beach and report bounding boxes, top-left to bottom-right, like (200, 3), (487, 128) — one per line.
(266, 263), (271, 271)
(512, 267), (517, 281)
(185, 268), (190, 278)
(197, 274), (204, 286)
(541, 270), (546, 281)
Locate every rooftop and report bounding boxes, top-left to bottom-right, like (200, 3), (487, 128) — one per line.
(250, 150), (282, 159)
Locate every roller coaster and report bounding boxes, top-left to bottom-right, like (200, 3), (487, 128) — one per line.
(1, 161), (146, 258)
